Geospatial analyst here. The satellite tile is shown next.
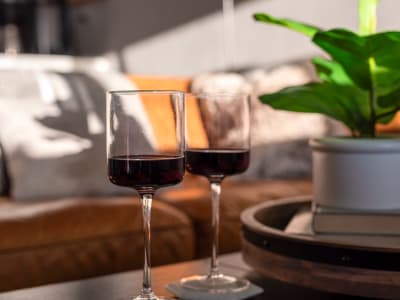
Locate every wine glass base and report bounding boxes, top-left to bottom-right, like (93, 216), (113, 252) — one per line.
(132, 295), (173, 300)
(132, 296), (174, 300)
(180, 274), (250, 294)
(132, 290), (173, 300)
(132, 297), (156, 300)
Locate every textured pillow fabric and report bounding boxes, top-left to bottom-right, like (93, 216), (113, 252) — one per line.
(190, 61), (347, 180)
(0, 69), (155, 201)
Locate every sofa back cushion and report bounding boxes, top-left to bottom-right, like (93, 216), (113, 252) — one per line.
(0, 69), (139, 200)
(190, 64), (347, 180)
(0, 68), (198, 201)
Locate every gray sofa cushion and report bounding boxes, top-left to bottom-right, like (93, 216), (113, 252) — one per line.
(0, 69), (153, 201)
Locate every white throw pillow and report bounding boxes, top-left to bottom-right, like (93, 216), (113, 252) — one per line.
(0, 68), (154, 201)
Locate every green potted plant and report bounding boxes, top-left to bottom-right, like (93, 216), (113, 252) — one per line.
(254, 0), (400, 211)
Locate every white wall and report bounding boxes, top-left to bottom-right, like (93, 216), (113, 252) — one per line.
(73, 0), (400, 76)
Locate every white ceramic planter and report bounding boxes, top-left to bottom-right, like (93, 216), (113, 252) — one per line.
(310, 137), (400, 211)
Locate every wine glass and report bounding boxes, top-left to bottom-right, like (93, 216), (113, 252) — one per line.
(107, 90), (185, 300)
(181, 92), (251, 293)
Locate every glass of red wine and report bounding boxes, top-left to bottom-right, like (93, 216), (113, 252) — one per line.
(107, 90), (185, 300)
(181, 92), (251, 294)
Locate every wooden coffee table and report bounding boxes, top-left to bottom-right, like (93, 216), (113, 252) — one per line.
(0, 253), (370, 299)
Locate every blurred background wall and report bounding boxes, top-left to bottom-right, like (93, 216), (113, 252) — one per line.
(2, 0), (400, 75)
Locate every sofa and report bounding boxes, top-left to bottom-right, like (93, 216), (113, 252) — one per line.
(0, 179), (312, 293)
(0, 64), (319, 292)
(0, 178), (312, 293)
(3, 54), (400, 292)
(5, 57), (400, 293)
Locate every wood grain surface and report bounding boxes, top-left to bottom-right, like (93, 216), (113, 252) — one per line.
(241, 197), (400, 299)
(243, 241), (400, 299)
(0, 253), (374, 300)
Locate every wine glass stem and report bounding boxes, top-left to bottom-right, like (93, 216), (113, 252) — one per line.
(209, 180), (222, 277)
(140, 193), (154, 296)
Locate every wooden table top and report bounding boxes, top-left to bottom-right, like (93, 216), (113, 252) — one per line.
(0, 253), (370, 300)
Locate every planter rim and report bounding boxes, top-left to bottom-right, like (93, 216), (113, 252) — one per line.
(310, 137), (400, 153)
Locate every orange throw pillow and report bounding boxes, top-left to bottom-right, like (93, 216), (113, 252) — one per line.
(128, 75), (208, 151)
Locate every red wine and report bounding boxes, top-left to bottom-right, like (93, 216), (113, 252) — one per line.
(108, 155), (184, 191)
(185, 148), (250, 178)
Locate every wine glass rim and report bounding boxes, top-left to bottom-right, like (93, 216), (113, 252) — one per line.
(108, 89), (185, 96)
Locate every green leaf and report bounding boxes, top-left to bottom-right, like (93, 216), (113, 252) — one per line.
(359, 0), (379, 35)
(312, 29), (371, 90)
(312, 57), (355, 85)
(374, 88), (399, 124)
(366, 31), (400, 96)
(378, 86), (400, 108)
(373, 92), (398, 124)
(259, 83), (370, 135)
(375, 108), (397, 124)
(253, 13), (321, 37)
(313, 30), (400, 96)
(253, 5), (400, 136)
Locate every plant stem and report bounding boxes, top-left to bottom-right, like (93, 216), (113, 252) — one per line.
(362, 0), (378, 137)
(368, 57), (377, 138)
(359, 0), (379, 35)
(369, 86), (376, 137)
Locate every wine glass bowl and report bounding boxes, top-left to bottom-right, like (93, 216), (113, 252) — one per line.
(185, 148), (250, 179)
(107, 90), (185, 300)
(181, 92), (251, 293)
(108, 155), (184, 192)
